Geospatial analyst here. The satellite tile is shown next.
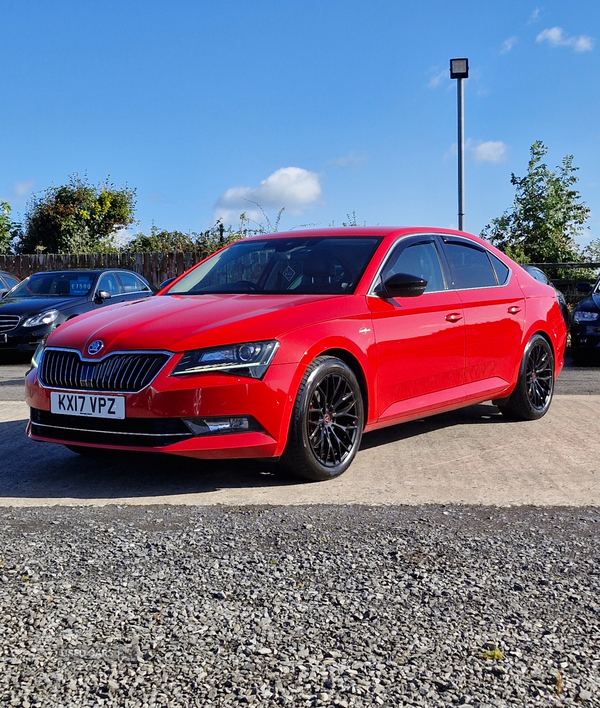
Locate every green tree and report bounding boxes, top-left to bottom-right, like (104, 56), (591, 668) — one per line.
(481, 141), (589, 266)
(125, 213), (269, 254)
(583, 238), (600, 263)
(17, 174), (136, 254)
(0, 201), (13, 253)
(126, 225), (197, 252)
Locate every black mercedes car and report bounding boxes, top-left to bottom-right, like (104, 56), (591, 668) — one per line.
(0, 269), (154, 355)
(571, 275), (600, 364)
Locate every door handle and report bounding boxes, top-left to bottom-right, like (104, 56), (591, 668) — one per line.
(445, 312), (462, 323)
(508, 306), (521, 315)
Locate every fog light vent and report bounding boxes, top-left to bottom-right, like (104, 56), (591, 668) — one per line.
(182, 416), (258, 436)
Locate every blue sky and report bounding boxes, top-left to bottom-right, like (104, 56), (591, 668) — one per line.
(1, 1), (599, 248)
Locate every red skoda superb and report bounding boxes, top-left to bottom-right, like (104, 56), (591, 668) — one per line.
(26, 227), (567, 481)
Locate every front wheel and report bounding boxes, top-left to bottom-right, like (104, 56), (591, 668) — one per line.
(498, 334), (555, 421)
(282, 356), (364, 481)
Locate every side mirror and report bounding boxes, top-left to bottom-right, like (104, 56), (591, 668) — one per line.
(94, 290), (112, 303)
(378, 273), (428, 298)
(576, 282), (593, 293)
(0, 290), (7, 299)
(159, 277), (176, 290)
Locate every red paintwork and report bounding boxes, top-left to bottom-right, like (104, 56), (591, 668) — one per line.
(26, 227), (567, 459)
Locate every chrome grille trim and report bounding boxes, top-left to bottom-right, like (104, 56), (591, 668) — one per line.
(0, 315), (20, 333)
(38, 348), (172, 393)
(31, 422), (190, 438)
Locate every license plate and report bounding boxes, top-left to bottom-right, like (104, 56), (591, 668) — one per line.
(50, 391), (125, 419)
(0, 334), (6, 344)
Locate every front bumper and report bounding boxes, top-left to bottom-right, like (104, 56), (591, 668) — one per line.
(0, 326), (52, 353)
(26, 360), (301, 459)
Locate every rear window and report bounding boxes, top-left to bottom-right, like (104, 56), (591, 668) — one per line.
(445, 243), (498, 289)
(489, 253), (510, 285)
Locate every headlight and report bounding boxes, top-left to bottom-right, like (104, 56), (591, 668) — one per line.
(171, 340), (279, 379)
(573, 310), (599, 323)
(23, 309), (59, 328)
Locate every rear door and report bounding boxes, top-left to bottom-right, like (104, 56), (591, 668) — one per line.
(440, 236), (525, 389)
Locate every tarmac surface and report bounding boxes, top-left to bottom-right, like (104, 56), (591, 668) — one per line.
(0, 353), (599, 507)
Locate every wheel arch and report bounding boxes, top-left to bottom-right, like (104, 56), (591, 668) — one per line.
(317, 347), (369, 426)
(522, 324), (560, 370)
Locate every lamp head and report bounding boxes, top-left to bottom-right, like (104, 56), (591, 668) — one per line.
(450, 58), (469, 79)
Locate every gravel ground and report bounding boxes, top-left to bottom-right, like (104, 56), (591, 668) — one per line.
(1, 505), (598, 707)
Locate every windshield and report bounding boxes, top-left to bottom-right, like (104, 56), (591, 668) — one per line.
(166, 237), (383, 295)
(9, 272), (97, 298)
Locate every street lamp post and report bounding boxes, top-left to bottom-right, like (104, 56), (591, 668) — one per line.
(450, 58), (469, 231)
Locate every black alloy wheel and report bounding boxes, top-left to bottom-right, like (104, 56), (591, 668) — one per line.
(525, 340), (554, 410)
(498, 334), (554, 420)
(283, 356), (364, 481)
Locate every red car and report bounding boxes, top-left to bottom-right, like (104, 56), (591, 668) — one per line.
(26, 227), (566, 481)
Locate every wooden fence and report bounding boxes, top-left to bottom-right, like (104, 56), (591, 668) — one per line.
(1, 254), (598, 298)
(0, 252), (208, 288)
(527, 262), (600, 304)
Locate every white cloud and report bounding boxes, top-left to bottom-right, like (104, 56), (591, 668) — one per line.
(528, 7), (541, 24)
(327, 151), (369, 170)
(536, 27), (594, 52)
(13, 180), (35, 198)
(573, 35), (594, 52)
(471, 140), (508, 163)
(501, 36), (518, 54)
(428, 68), (447, 89)
(112, 228), (135, 248)
(215, 167), (322, 220)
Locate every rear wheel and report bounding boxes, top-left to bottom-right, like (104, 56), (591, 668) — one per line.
(282, 356), (364, 481)
(498, 334), (554, 421)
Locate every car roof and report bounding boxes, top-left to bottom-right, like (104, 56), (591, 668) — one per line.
(242, 226), (470, 240)
(25, 269), (141, 277)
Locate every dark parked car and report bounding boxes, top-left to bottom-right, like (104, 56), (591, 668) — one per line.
(0, 271), (20, 298)
(571, 275), (600, 363)
(0, 269), (154, 355)
(522, 266), (569, 325)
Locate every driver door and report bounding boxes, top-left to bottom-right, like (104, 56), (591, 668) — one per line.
(368, 236), (466, 421)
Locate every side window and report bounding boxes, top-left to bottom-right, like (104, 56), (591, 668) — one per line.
(444, 242), (497, 289)
(489, 253), (510, 285)
(118, 272), (151, 293)
(1, 275), (18, 289)
(97, 273), (122, 296)
(383, 241), (446, 293)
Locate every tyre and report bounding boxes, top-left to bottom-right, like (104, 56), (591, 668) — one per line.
(498, 334), (554, 421)
(282, 356), (364, 481)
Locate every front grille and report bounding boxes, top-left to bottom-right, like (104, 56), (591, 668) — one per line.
(0, 315), (20, 333)
(30, 408), (192, 448)
(39, 348), (171, 393)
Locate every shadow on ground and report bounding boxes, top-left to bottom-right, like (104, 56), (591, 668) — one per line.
(0, 403), (511, 500)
